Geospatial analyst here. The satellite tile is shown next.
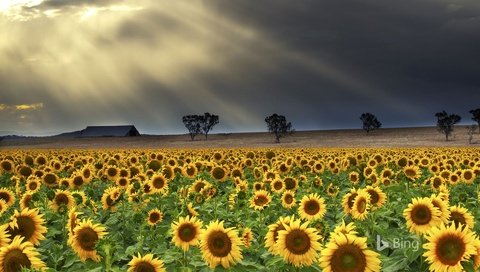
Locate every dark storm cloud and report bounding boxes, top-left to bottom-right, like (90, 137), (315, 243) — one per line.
(1, 0), (480, 135)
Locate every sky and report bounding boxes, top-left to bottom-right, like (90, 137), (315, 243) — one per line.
(1, 0), (480, 136)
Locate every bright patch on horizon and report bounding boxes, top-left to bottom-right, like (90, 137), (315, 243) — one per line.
(0, 103), (44, 111)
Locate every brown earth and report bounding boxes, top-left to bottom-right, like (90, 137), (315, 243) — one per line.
(0, 126), (479, 150)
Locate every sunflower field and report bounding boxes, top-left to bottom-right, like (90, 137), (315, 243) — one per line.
(0, 147), (480, 272)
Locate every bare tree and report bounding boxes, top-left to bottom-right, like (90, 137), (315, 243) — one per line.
(265, 113), (294, 143)
(201, 112), (219, 140)
(360, 112), (382, 134)
(182, 115), (202, 141)
(435, 110), (461, 141)
(469, 108), (480, 133)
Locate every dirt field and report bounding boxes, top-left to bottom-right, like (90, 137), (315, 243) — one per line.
(0, 126), (479, 149)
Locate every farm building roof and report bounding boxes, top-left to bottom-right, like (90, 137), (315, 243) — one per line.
(80, 125), (140, 137)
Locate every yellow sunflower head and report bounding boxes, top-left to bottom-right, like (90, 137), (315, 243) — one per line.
(242, 227), (253, 248)
(319, 233), (381, 272)
(342, 188), (358, 215)
(127, 253), (166, 272)
(0, 236), (46, 271)
(7, 208), (47, 246)
(147, 209), (164, 226)
(50, 189), (75, 212)
(199, 220), (243, 269)
(365, 186), (387, 210)
(403, 197), (442, 235)
(333, 220), (358, 237)
(171, 215), (203, 252)
(449, 205), (475, 230)
(249, 190), (271, 211)
(298, 193), (327, 221)
(264, 216), (294, 254)
(275, 218), (322, 267)
(68, 219), (107, 262)
(281, 190), (296, 209)
(423, 223), (478, 272)
(351, 190), (371, 221)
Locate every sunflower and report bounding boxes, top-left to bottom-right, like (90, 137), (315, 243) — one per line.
(327, 183), (339, 196)
(190, 179), (210, 194)
(430, 176), (445, 190)
(0, 224), (10, 247)
(242, 227), (253, 248)
(67, 208), (82, 237)
(333, 220), (358, 236)
(283, 177), (298, 191)
(127, 253), (166, 272)
(348, 171), (360, 184)
(403, 165), (420, 181)
(199, 220), (243, 269)
(105, 166), (120, 180)
(187, 203), (199, 217)
(351, 190), (370, 221)
(281, 190), (296, 209)
(461, 169), (475, 184)
(365, 186), (386, 209)
(298, 193), (326, 221)
(182, 163), (198, 179)
(0, 236), (46, 271)
(342, 188), (358, 215)
(7, 208), (47, 246)
(102, 186), (122, 210)
(271, 178), (285, 193)
(149, 174), (169, 194)
(403, 197), (442, 235)
(265, 216), (294, 254)
(147, 209), (163, 226)
(275, 218), (321, 267)
(210, 166), (228, 182)
(42, 172), (58, 187)
(449, 205), (475, 230)
(430, 194), (450, 224)
(249, 190), (271, 211)
(319, 233), (381, 272)
(423, 223), (478, 272)
(171, 216), (203, 251)
(69, 219), (107, 262)
(116, 177), (129, 188)
(25, 178), (41, 193)
(71, 190), (88, 206)
(0, 159), (14, 174)
(50, 190), (75, 212)
(70, 175), (85, 188)
(19, 192), (35, 210)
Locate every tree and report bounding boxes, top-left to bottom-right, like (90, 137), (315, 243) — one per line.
(435, 110), (461, 141)
(201, 112), (219, 140)
(265, 113), (294, 143)
(469, 108), (480, 133)
(360, 112), (381, 134)
(182, 115), (202, 141)
(467, 124), (477, 144)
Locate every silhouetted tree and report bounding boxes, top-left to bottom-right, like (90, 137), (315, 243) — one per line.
(469, 108), (480, 132)
(467, 124), (477, 144)
(182, 115), (203, 141)
(201, 112), (219, 140)
(265, 113), (294, 143)
(435, 110), (461, 141)
(360, 112), (382, 134)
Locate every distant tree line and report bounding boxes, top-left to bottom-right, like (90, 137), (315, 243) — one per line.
(182, 108), (480, 143)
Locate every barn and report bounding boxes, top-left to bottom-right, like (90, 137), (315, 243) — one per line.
(80, 125), (140, 137)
